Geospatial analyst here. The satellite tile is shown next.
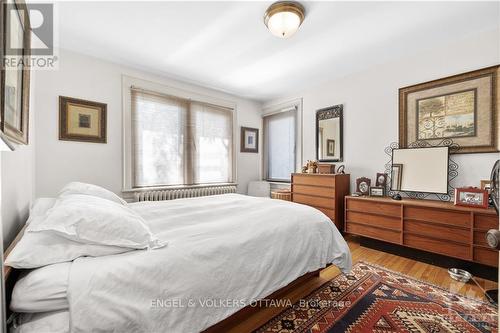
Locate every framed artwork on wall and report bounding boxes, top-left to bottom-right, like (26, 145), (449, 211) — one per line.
(399, 65), (499, 154)
(240, 126), (258, 153)
(59, 96), (107, 143)
(0, 0), (31, 144)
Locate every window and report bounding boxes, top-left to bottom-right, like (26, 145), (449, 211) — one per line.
(131, 88), (233, 188)
(263, 107), (297, 182)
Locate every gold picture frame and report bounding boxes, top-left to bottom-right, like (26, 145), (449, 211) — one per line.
(59, 96), (107, 143)
(399, 65), (499, 154)
(0, 0), (31, 145)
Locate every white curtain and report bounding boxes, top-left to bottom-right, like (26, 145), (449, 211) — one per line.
(131, 88), (233, 187)
(264, 109), (296, 181)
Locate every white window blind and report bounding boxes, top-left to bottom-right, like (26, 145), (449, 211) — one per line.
(264, 108), (296, 182)
(131, 88), (233, 187)
(191, 102), (233, 184)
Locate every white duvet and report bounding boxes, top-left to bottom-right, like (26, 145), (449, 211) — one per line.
(67, 194), (351, 333)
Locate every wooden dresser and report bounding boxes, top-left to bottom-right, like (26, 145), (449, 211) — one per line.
(291, 173), (350, 230)
(345, 196), (499, 267)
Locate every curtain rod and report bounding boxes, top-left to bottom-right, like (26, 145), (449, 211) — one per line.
(130, 86), (234, 111)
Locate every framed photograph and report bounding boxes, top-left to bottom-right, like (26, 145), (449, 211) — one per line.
(391, 164), (403, 191)
(454, 187), (488, 209)
(326, 139), (335, 156)
(59, 96), (107, 143)
(376, 173), (387, 187)
(356, 177), (371, 195)
(0, 0), (31, 144)
(399, 66), (499, 154)
(369, 186), (385, 197)
(240, 126), (258, 153)
(480, 179), (492, 192)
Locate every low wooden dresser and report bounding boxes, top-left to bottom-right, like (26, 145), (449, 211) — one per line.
(345, 196), (499, 267)
(291, 173), (350, 230)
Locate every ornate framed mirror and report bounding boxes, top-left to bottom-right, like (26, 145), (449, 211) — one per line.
(316, 104), (343, 162)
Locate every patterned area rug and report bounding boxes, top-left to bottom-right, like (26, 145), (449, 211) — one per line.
(255, 262), (498, 333)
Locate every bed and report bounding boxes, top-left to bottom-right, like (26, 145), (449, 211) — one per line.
(5, 186), (351, 333)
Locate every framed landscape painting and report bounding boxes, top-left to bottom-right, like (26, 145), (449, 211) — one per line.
(399, 66), (499, 154)
(59, 96), (107, 143)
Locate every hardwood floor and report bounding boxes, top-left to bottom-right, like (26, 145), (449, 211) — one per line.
(222, 235), (498, 333)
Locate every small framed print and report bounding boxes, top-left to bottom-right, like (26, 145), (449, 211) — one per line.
(391, 164), (403, 191)
(59, 96), (107, 143)
(480, 180), (492, 192)
(240, 126), (258, 153)
(326, 139), (335, 156)
(369, 186), (385, 197)
(454, 187), (488, 209)
(376, 173), (387, 187)
(356, 177), (371, 195)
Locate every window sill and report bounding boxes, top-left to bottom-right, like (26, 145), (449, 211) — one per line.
(265, 180), (291, 185)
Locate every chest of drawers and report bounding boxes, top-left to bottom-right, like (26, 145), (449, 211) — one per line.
(291, 173), (350, 230)
(345, 196), (499, 267)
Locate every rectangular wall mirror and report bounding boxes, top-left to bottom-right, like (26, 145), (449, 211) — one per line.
(316, 104), (343, 162)
(391, 146), (449, 194)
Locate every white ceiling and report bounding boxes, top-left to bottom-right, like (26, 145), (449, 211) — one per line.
(58, 1), (499, 102)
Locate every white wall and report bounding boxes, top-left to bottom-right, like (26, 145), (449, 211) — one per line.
(34, 50), (262, 197)
(1, 76), (36, 249)
(264, 29), (500, 193)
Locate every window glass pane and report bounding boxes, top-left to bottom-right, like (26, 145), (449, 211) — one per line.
(191, 102), (233, 184)
(265, 110), (295, 181)
(132, 91), (187, 187)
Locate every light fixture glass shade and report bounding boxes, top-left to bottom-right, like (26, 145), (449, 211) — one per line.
(264, 2), (305, 39)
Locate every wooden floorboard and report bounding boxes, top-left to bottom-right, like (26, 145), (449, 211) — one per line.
(222, 235), (498, 333)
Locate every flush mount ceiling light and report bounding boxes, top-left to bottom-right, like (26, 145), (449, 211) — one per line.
(264, 1), (305, 38)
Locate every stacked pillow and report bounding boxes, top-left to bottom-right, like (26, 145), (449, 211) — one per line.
(5, 182), (166, 269)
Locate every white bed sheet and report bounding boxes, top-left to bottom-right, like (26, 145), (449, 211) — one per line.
(10, 310), (69, 333)
(67, 194), (351, 333)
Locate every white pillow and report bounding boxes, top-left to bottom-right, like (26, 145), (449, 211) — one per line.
(58, 182), (127, 205)
(27, 194), (165, 249)
(5, 227), (132, 269)
(27, 198), (56, 225)
(11, 262), (70, 313)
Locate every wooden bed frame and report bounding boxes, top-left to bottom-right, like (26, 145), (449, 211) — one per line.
(3, 225), (328, 331)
